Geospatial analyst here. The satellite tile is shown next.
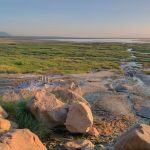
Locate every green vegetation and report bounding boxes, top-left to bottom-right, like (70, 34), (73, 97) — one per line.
(0, 100), (50, 139)
(0, 43), (131, 74)
(1, 42), (150, 74)
(129, 43), (150, 68)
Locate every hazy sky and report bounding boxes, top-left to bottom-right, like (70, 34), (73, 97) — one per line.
(0, 0), (150, 37)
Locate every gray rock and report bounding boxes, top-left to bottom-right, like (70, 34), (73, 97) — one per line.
(138, 106), (150, 119)
(114, 84), (127, 93)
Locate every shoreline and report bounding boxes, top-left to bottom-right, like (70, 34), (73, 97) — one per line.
(0, 37), (150, 44)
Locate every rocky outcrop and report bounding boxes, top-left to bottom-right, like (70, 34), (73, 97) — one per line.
(65, 102), (93, 133)
(0, 106), (8, 119)
(27, 89), (68, 127)
(65, 139), (95, 150)
(53, 89), (89, 106)
(0, 129), (46, 150)
(115, 124), (150, 150)
(0, 118), (11, 133)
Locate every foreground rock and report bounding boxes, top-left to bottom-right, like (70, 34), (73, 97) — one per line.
(0, 118), (11, 133)
(65, 102), (93, 133)
(65, 139), (94, 150)
(27, 90), (68, 127)
(0, 129), (46, 150)
(0, 106), (8, 119)
(115, 124), (150, 150)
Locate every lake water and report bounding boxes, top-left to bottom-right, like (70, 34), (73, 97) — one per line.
(41, 38), (150, 43)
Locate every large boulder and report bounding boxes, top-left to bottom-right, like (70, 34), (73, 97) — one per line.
(0, 118), (11, 133)
(53, 89), (89, 106)
(115, 124), (150, 150)
(65, 102), (93, 133)
(27, 89), (68, 127)
(0, 106), (8, 119)
(65, 139), (95, 150)
(0, 129), (46, 150)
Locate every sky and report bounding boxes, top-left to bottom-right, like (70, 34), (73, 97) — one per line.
(0, 0), (150, 38)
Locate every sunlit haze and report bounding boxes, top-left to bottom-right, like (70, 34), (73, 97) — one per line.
(1, 0), (150, 38)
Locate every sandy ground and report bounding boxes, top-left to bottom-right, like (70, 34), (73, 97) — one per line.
(0, 71), (114, 95)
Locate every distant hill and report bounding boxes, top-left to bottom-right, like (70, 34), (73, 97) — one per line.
(0, 31), (11, 37)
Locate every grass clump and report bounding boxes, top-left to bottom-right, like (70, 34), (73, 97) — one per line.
(0, 100), (50, 139)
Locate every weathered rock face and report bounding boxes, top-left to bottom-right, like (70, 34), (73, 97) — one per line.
(0, 106), (8, 119)
(0, 118), (11, 133)
(93, 94), (133, 118)
(65, 102), (93, 133)
(0, 129), (46, 150)
(138, 105), (150, 119)
(53, 89), (89, 106)
(132, 97), (150, 119)
(27, 90), (68, 127)
(115, 124), (150, 150)
(65, 139), (95, 150)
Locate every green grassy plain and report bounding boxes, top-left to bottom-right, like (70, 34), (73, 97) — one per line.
(0, 42), (150, 74)
(0, 43), (130, 74)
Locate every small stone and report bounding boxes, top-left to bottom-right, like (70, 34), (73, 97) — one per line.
(0, 118), (11, 133)
(88, 127), (100, 137)
(65, 139), (95, 150)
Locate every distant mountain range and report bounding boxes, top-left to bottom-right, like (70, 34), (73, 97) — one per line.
(0, 31), (11, 37)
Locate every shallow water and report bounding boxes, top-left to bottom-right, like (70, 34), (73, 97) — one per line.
(40, 38), (150, 43)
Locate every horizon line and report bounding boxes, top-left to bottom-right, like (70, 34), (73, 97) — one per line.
(0, 35), (150, 39)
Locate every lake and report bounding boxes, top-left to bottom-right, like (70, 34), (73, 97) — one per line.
(40, 38), (150, 43)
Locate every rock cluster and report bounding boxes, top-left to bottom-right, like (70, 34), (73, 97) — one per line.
(2, 86), (150, 150)
(0, 88), (95, 150)
(0, 105), (46, 150)
(27, 89), (94, 134)
(26, 89), (95, 149)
